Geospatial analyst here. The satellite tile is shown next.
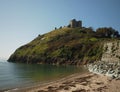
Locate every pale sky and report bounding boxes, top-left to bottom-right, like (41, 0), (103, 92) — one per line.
(0, 0), (120, 59)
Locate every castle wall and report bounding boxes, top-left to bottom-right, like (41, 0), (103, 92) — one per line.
(69, 19), (82, 28)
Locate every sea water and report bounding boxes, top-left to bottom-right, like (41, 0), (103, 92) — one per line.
(0, 60), (87, 90)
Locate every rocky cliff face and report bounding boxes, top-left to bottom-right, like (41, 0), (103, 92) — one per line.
(101, 41), (120, 62)
(88, 40), (120, 79)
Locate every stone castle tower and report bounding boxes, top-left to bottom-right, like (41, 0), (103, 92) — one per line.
(69, 19), (82, 28)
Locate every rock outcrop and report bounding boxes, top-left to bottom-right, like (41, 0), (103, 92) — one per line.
(101, 41), (120, 62)
(88, 61), (120, 79)
(88, 41), (120, 79)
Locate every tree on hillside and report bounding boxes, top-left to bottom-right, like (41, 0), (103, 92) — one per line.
(55, 27), (57, 30)
(59, 26), (62, 29)
(85, 27), (95, 34)
(96, 27), (119, 38)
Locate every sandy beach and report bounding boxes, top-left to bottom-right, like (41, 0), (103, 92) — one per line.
(8, 72), (120, 92)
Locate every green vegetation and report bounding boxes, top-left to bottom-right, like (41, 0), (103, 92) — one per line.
(8, 27), (120, 65)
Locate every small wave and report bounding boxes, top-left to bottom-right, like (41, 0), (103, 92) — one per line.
(4, 88), (19, 92)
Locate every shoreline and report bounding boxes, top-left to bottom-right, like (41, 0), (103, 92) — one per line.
(6, 72), (120, 92)
(6, 72), (88, 92)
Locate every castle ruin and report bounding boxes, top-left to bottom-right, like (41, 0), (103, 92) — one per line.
(55, 19), (82, 30)
(69, 19), (82, 28)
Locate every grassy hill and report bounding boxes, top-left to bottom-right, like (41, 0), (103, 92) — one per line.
(8, 27), (118, 65)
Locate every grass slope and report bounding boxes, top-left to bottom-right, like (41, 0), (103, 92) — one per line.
(8, 27), (104, 65)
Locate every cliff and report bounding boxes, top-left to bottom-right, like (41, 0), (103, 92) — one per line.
(88, 41), (120, 79)
(8, 27), (120, 65)
(101, 41), (120, 62)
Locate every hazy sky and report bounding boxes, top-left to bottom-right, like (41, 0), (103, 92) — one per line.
(0, 0), (120, 59)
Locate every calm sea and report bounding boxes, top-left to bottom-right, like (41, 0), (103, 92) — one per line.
(0, 60), (87, 90)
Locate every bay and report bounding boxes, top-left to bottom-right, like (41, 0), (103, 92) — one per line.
(0, 60), (87, 90)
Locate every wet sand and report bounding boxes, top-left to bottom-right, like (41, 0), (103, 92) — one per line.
(7, 72), (120, 92)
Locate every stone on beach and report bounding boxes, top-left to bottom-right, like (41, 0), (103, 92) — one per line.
(88, 61), (120, 79)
